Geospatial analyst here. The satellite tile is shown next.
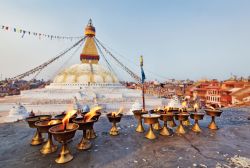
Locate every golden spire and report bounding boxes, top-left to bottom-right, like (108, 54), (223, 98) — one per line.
(84, 19), (96, 36)
(80, 19), (99, 64)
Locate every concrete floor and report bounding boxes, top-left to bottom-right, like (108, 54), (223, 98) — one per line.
(0, 109), (249, 168)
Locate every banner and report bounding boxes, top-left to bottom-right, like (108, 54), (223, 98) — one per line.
(140, 55), (146, 83)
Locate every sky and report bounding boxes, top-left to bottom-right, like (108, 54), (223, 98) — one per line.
(0, 0), (250, 81)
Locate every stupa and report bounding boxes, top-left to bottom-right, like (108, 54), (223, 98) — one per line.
(48, 19), (120, 89)
(3, 103), (29, 122)
(18, 20), (163, 113)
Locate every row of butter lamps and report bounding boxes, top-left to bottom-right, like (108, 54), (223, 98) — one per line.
(133, 106), (223, 140)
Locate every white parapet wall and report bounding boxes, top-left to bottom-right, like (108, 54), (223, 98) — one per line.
(16, 84), (167, 116)
(21, 86), (143, 101)
(46, 83), (124, 89)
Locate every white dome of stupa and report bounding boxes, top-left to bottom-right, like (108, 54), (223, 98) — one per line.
(53, 64), (118, 84)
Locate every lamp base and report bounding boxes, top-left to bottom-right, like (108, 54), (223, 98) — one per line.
(145, 125), (156, 139)
(77, 136), (91, 150)
(136, 120), (144, 133)
(192, 121), (202, 133)
(159, 122), (172, 136)
(110, 123), (119, 136)
(208, 117), (218, 130)
(31, 130), (44, 146)
(55, 143), (73, 164)
(86, 129), (96, 139)
(40, 134), (57, 154)
(176, 122), (186, 134)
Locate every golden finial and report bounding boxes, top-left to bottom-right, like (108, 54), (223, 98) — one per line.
(88, 19), (93, 26)
(84, 19), (96, 36)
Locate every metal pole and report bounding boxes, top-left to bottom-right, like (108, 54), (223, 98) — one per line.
(142, 83), (145, 111)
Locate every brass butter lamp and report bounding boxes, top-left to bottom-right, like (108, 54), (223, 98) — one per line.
(190, 112), (205, 133)
(26, 115), (52, 145)
(35, 119), (62, 154)
(175, 113), (190, 134)
(86, 112), (101, 139)
(167, 108), (177, 127)
(180, 102), (191, 126)
(181, 109), (191, 126)
(205, 108), (223, 130)
(49, 123), (79, 164)
(133, 109), (147, 133)
(107, 113), (123, 136)
(73, 117), (96, 150)
(159, 112), (173, 136)
(152, 109), (162, 130)
(142, 114), (160, 140)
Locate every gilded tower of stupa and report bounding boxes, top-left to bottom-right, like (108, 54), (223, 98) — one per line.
(52, 19), (119, 87)
(80, 19), (99, 64)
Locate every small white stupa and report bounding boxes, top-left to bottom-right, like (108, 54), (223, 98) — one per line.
(168, 95), (181, 108)
(3, 103), (29, 123)
(129, 101), (142, 115)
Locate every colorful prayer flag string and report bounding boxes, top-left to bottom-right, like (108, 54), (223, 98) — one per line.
(0, 25), (82, 41)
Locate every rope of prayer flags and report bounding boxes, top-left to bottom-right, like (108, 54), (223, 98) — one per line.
(1, 25), (82, 41)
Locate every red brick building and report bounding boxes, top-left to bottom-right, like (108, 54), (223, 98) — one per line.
(231, 86), (250, 105)
(185, 79), (250, 107)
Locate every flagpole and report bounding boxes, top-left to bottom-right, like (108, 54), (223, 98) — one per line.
(140, 55), (146, 111)
(142, 82), (145, 111)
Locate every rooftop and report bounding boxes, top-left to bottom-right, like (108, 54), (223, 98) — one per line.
(0, 108), (250, 168)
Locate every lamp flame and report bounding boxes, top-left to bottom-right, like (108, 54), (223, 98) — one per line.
(157, 107), (162, 111)
(62, 110), (77, 130)
(164, 106), (170, 112)
(48, 120), (54, 125)
(111, 112), (116, 117)
(112, 107), (123, 117)
(194, 103), (199, 112)
(179, 108), (184, 112)
(84, 106), (102, 122)
(182, 101), (187, 108)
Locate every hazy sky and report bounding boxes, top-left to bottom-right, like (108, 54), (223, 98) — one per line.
(0, 0), (250, 81)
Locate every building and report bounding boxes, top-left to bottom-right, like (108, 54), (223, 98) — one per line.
(231, 86), (250, 105)
(186, 81), (210, 104)
(221, 80), (246, 89)
(185, 79), (250, 107)
(205, 85), (221, 106)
